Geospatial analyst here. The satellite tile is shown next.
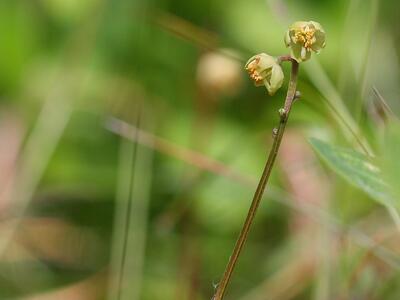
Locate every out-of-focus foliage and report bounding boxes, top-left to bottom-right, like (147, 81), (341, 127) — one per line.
(0, 0), (400, 299)
(309, 138), (394, 208)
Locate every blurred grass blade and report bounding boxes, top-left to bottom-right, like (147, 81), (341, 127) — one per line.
(355, 0), (380, 123)
(125, 139), (153, 300)
(337, 0), (361, 92)
(304, 61), (373, 157)
(309, 138), (400, 229)
(381, 121), (400, 208)
(372, 86), (397, 120)
(105, 117), (255, 186)
(0, 0), (104, 258)
(107, 115), (153, 300)
(154, 11), (219, 52)
(153, 11), (245, 62)
(0, 99), (72, 256)
(107, 138), (135, 300)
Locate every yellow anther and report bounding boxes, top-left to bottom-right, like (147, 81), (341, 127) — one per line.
(294, 26), (316, 50)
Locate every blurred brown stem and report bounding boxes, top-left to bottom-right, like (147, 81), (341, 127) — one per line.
(212, 59), (299, 300)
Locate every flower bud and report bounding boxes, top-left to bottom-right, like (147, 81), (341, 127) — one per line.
(245, 53), (284, 96)
(284, 21), (326, 62)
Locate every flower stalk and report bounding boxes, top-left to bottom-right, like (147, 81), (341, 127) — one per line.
(212, 59), (299, 300)
(212, 20), (325, 300)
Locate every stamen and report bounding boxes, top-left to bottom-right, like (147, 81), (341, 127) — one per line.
(246, 56), (264, 84)
(293, 26), (316, 50)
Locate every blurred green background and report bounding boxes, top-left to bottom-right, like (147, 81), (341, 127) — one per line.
(1, 0), (400, 299)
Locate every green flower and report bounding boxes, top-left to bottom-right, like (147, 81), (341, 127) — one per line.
(245, 53), (284, 96)
(284, 21), (326, 62)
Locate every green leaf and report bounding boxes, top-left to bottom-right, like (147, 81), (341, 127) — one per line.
(309, 138), (394, 207)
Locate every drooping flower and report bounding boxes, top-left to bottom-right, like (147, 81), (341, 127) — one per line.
(245, 53), (284, 95)
(284, 21), (326, 62)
